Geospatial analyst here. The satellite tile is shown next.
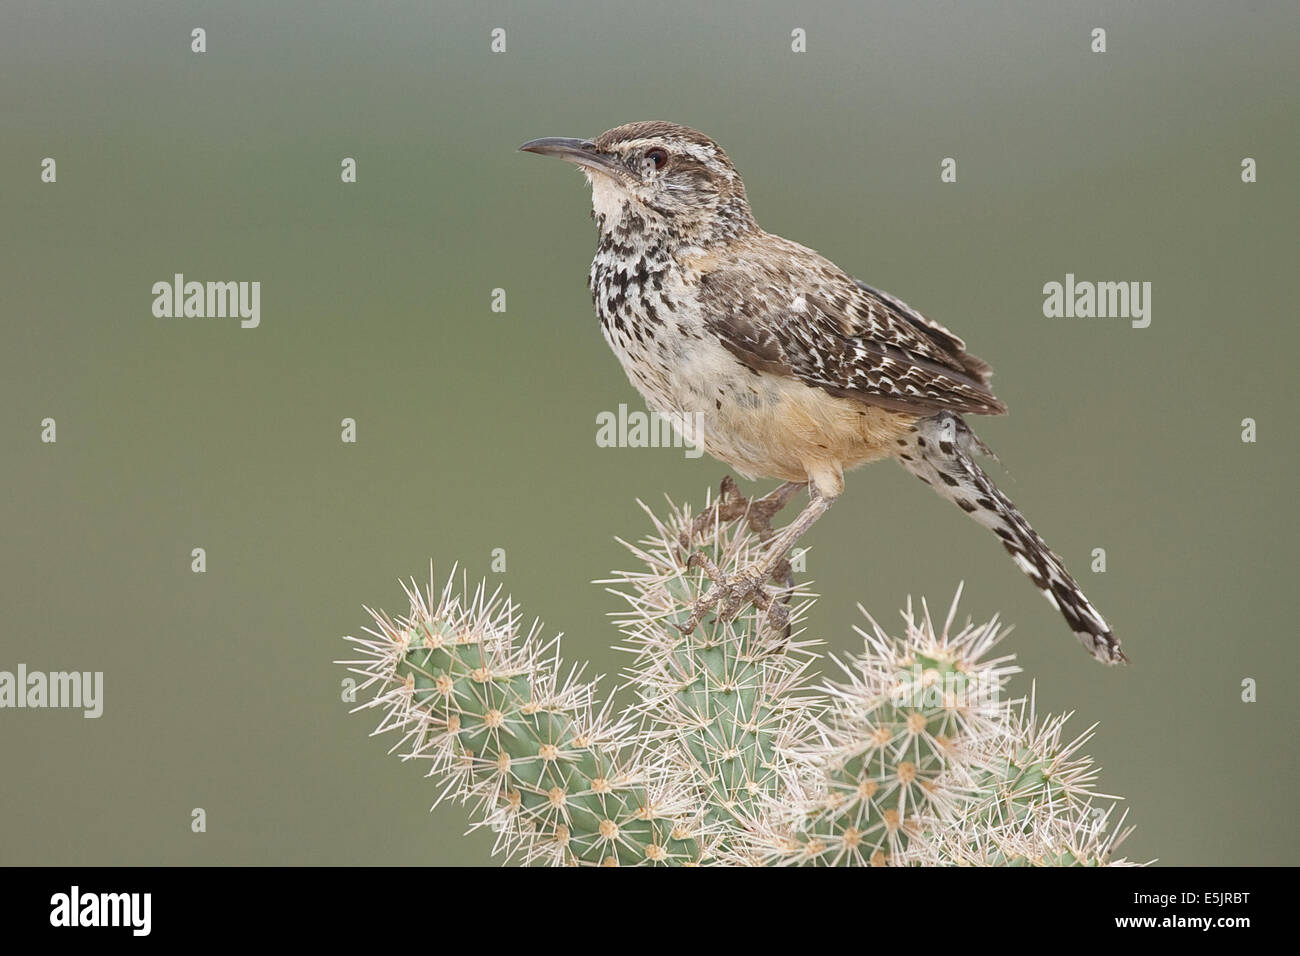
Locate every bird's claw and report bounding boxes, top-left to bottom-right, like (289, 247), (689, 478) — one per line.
(675, 555), (787, 636)
(678, 475), (802, 553)
(672, 476), (803, 642)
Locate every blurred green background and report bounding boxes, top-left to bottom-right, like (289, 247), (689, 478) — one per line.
(2, 0), (1296, 865)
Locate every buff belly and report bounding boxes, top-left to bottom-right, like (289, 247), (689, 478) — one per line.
(702, 371), (916, 496)
(613, 330), (916, 498)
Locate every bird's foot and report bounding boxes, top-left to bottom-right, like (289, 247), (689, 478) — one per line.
(676, 551), (789, 636)
(681, 475), (745, 549)
(672, 476), (808, 639)
(679, 476), (805, 552)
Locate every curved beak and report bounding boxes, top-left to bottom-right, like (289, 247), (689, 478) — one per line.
(518, 137), (629, 180)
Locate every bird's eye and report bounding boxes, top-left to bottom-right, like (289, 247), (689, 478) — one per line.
(645, 147), (669, 171)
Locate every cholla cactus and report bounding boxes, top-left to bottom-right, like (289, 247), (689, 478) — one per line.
(340, 485), (1137, 866)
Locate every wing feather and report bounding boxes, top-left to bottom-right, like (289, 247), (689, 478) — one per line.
(698, 238), (1006, 416)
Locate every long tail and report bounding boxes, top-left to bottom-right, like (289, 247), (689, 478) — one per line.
(896, 412), (1126, 665)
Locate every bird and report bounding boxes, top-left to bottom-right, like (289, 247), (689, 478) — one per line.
(519, 121), (1126, 665)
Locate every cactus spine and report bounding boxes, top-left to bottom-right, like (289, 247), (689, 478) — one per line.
(341, 490), (1135, 866)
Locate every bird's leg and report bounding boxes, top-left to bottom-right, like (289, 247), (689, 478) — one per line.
(677, 484), (831, 637)
(741, 488), (835, 590)
(743, 480), (807, 541)
(740, 480), (808, 633)
(681, 476), (804, 551)
(677, 477), (805, 602)
(681, 475), (746, 550)
(679, 549), (791, 636)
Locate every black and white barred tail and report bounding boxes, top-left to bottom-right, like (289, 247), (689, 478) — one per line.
(896, 412), (1127, 665)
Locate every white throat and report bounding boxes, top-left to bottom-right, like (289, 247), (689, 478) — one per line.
(585, 170), (637, 228)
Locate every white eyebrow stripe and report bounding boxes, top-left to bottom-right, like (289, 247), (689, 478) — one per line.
(619, 139), (719, 166)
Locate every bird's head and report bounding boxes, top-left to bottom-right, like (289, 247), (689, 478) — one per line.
(519, 121), (757, 245)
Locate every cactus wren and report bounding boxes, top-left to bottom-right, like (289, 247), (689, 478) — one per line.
(520, 121), (1125, 665)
